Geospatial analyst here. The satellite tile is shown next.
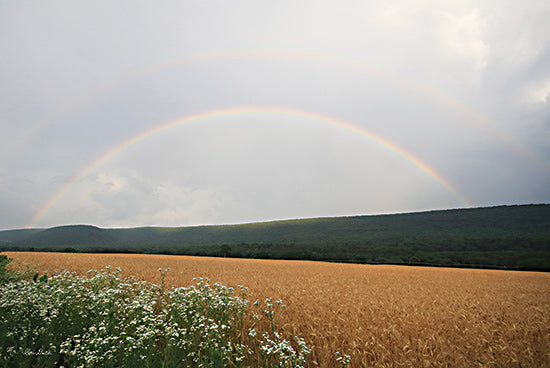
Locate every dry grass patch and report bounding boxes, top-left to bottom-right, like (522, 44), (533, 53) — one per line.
(5, 251), (550, 367)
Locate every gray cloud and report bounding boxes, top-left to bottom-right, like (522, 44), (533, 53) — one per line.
(1, 0), (548, 230)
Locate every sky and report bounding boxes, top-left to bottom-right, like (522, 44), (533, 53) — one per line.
(1, 0), (549, 230)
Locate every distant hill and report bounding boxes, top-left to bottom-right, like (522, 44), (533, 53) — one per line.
(1, 204), (549, 271)
(22, 225), (116, 247)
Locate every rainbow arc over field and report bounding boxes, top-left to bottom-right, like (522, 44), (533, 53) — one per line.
(27, 107), (473, 228)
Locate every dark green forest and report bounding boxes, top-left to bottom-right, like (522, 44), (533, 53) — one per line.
(1, 204), (549, 271)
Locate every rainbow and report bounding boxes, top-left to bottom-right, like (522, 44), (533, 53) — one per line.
(5, 48), (545, 171)
(27, 107), (473, 228)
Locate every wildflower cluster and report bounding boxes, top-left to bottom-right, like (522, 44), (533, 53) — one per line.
(335, 351), (352, 367)
(248, 298), (311, 367)
(0, 263), (311, 367)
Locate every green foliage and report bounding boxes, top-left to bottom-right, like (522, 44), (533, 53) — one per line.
(0, 255), (13, 282)
(0, 254), (11, 269)
(0, 267), (313, 368)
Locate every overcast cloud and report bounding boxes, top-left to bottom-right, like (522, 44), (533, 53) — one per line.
(1, 0), (549, 230)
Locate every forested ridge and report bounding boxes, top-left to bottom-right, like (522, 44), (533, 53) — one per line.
(1, 204), (549, 271)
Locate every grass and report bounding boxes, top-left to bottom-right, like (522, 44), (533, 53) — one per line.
(4, 252), (550, 367)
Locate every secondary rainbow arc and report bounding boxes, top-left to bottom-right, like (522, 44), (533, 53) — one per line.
(5, 48), (545, 173)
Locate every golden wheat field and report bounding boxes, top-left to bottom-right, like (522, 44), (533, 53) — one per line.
(4, 251), (550, 367)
